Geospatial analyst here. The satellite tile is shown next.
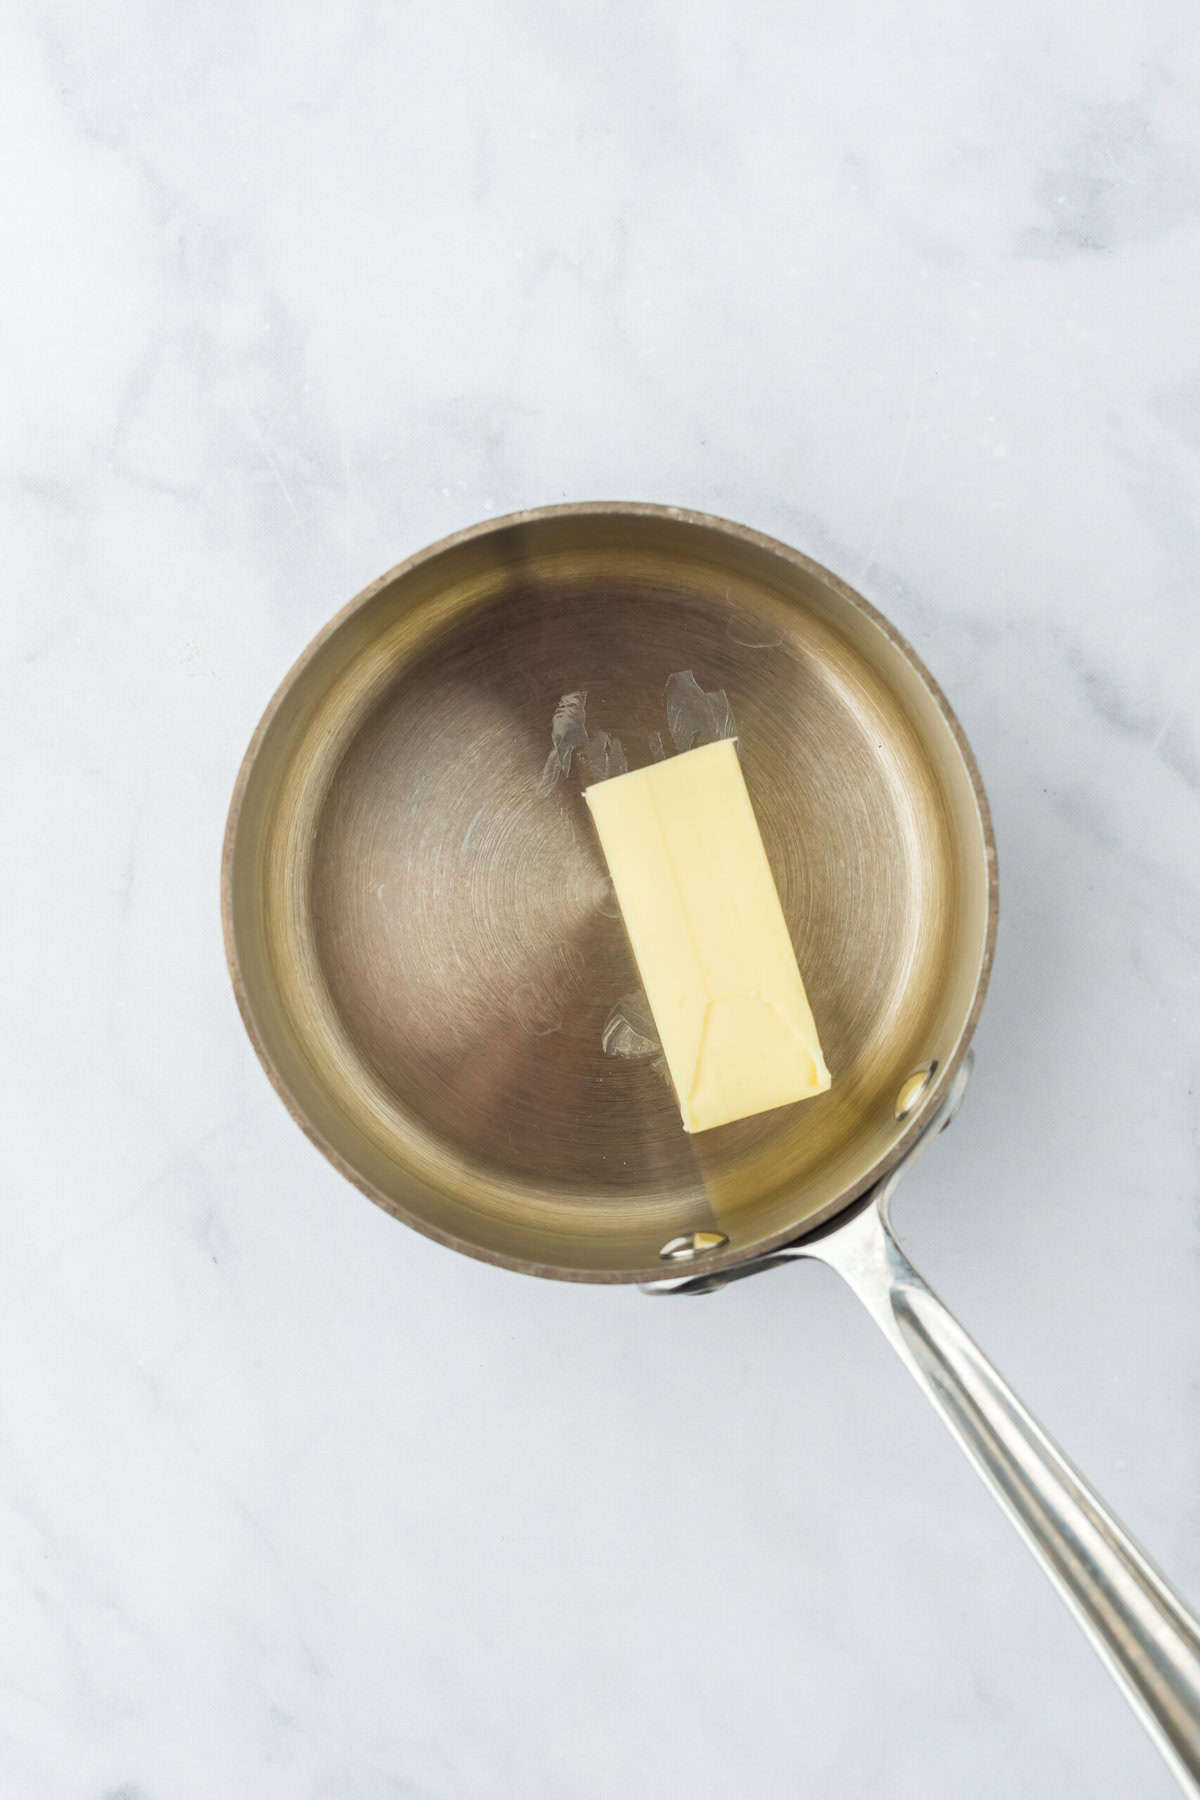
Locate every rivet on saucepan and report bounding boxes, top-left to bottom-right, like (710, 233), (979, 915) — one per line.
(659, 1231), (730, 1263)
(895, 1060), (938, 1120)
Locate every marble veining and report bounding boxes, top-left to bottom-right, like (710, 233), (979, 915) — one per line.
(2, 2), (1199, 1796)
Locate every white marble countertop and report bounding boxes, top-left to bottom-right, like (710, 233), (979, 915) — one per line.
(5, 3), (1200, 1795)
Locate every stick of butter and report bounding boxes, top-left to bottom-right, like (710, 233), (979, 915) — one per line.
(585, 737), (830, 1133)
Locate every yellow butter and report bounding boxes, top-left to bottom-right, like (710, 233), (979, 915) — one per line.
(585, 738), (830, 1132)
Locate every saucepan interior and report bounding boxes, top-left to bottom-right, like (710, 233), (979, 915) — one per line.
(223, 504), (996, 1281)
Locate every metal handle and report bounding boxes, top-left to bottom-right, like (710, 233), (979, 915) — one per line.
(801, 1190), (1200, 1794)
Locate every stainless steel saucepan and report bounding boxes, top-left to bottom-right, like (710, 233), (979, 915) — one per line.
(223, 503), (1200, 1790)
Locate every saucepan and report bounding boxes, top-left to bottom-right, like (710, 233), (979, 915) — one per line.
(222, 503), (1200, 1789)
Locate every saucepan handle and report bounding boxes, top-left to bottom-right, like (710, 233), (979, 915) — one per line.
(801, 1194), (1200, 1794)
